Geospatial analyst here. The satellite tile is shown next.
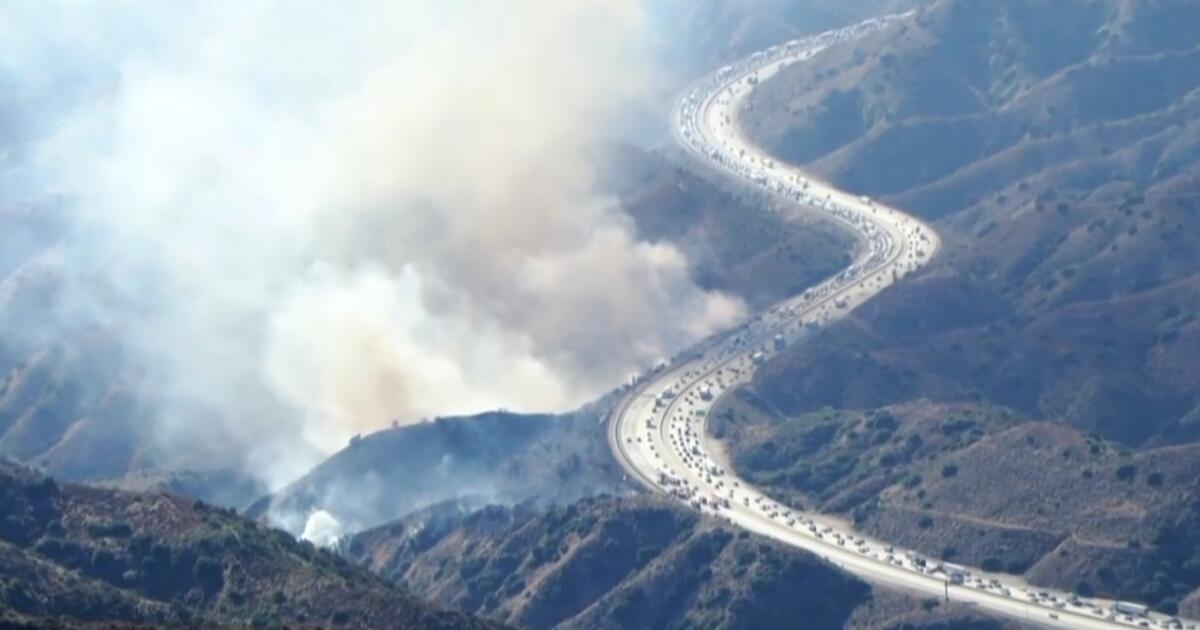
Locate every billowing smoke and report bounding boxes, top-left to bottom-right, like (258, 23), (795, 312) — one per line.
(300, 509), (345, 549)
(1, 2), (743, 486)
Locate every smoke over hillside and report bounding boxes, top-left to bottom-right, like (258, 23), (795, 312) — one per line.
(0, 2), (743, 486)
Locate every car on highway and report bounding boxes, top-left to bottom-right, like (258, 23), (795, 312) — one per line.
(609, 15), (1184, 629)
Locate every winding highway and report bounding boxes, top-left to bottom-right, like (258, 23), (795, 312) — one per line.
(608, 15), (1191, 630)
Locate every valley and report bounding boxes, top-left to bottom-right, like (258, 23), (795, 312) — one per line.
(611, 6), (1200, 629)
(4, 1), (1200, 628)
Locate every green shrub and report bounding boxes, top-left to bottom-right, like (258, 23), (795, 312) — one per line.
(866, 410), (897, 431)
(194, 556), (225, 597)
(88, 521), (133, 539)
(457, 556), (486, 580)
(1116, 464), (1136, 481)
(938, 418), (975, 435)
(89, 548), (124, 582)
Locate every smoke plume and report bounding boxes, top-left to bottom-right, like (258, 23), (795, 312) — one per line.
(300, 509), (346, 549)
(1, 2), (743, 486)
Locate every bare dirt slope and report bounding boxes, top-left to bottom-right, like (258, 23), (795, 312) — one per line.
(719, 0), (1200, 615)
(345, 495), (1021, 630)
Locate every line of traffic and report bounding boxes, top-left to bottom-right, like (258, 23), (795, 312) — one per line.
(608, 14), (1186, 630)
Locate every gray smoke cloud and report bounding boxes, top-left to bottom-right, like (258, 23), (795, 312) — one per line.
(1, 2), (743, 486)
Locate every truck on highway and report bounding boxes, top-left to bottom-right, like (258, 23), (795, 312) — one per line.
(940, 562), (969, 585)
(1112, 601), (1149, 617)
(698, 385), (713, 401)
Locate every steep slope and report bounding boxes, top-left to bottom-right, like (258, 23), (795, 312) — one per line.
(661, 0), (928, 71)
(746, 264), (1200, 445)
(606, 143), (854, 310)
(254, 141), (862, 534)
(717, 0), (1200, 615)
(0, 204), (271, 507)
(745, 0), (1200, 212)
(345, 496), (1019, 630)
(252, 407), (630, 537)
(714, 397), (1200, 612)
(0, 141), (856, 513)
(0, 458), (496, 629)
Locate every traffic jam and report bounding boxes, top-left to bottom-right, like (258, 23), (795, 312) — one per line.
(614, 11), (1186, 629)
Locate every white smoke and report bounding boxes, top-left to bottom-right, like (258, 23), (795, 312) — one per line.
(300, 509), (345, 549)
(0, 1), (744, 486)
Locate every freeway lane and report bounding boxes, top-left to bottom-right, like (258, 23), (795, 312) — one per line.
(608, 15), (1191, 630)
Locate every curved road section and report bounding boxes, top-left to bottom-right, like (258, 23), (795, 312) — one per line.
(609, 15), (1189, 630)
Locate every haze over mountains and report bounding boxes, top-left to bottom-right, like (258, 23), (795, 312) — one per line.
(4, 0), (1200, 628)
(0, 0), (899, 499)
(0, 0), (752, 493)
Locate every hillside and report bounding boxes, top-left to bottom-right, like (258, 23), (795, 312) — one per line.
(0, 458), (496, 629)
(345, 495), (1020, 630)
(251, 408), (630, 537)
(0, 140), (855, 512)
(661, 0), (927, 72)
(0, 203), (269, 507)
(252, 141), (862, 534)
(0, 0), (902, 513)
(716, 0), (1200, 615)
(713, 397), (1200, 613)
(737, 0), (1200, 445)
(745, 0), (1200, 212)
(605, 143), (854, 310)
